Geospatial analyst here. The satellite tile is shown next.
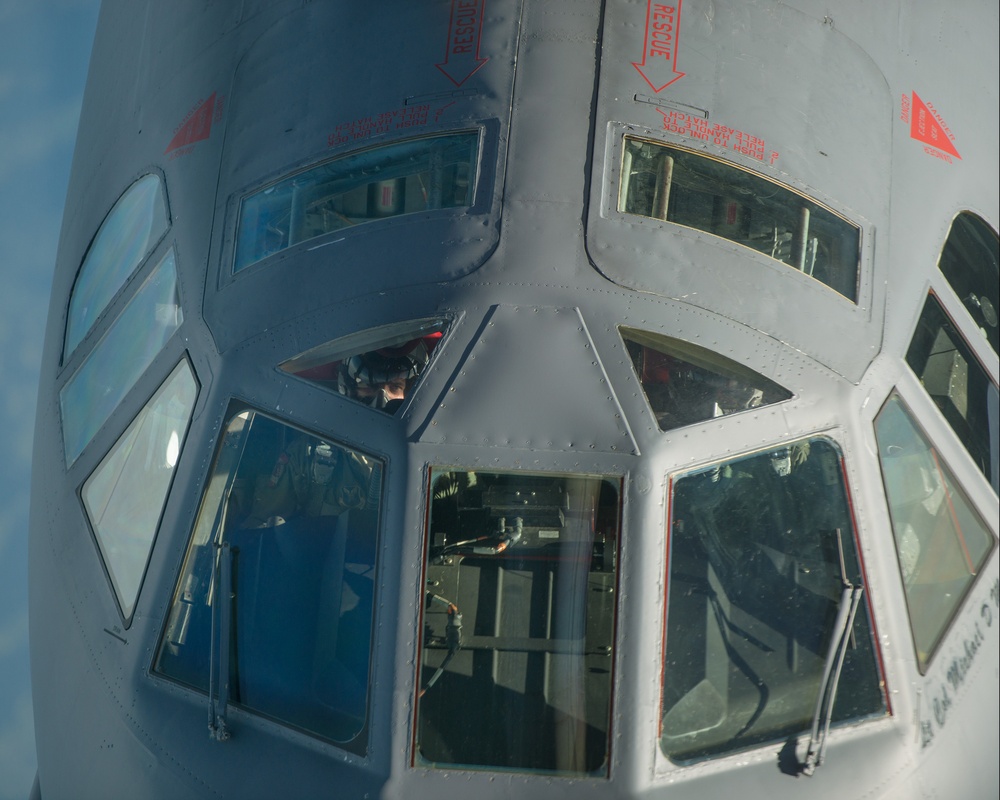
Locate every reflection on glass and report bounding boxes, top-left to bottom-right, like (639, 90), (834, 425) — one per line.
(65, 174), (169, 359)
(156, 411), (383, 752)
(619, 137), (861, 301)
(234, 132), (479, 271)
(280, 317), (448, 414)
(662, 439), (885, 763)
(937, 212), (999, 354)
(60, 250), (183, 465)
(621, 327), (791, 431)
(906, 294), (999, 494)
(83, 360), (197, 619)
(874, 395), (995, 671)
(415, 469), (620, 775)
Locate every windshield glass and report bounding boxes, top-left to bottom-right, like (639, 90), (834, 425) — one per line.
(156, 411), (383, 752)
(874, 394), (996, 671)
(60, 249), (183, 465)
(415, 469), (621, 775)
(65, 174), (168, 359)
(83, 360), (197, 620)
(661, 438), (885, 762)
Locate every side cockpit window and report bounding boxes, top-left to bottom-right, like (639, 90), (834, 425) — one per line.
(65, 173), (168, 360)
(906, 294), (999, 494)
(415, 469), (621, 776)
(619, 137), (861, 301)
(662, 438), (886, 764)
(621, 327), (792, 431)
(234, 132), (480, 272)
(59, 174), (181, 467)
(874, 394), (996, 671)
(62, 174), (191, 624)
(156, 411), (383, 752)
(937, 212), (999, 355)
(279, 317), (448, 414)
(83, 359), (197, 621)
(60, 250), (183, 464)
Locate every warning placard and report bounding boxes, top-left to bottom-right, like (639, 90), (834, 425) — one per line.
(902, 92), (960, 161)
(165, 92), (223, 157)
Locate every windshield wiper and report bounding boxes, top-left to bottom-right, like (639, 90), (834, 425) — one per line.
(800, 528), (863, 775)
(208, 541), (233, 742)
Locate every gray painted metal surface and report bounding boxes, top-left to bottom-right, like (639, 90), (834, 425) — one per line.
(29, 0), (999, 798)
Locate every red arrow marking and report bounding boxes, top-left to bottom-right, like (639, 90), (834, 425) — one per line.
(165, 92), (217, 155)
(632, 1), (685, 93)
(910, 92), (961, 159)
(437, 0), (489, 87)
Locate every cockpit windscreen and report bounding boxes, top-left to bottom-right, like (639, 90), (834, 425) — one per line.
(415, 469), (621, 776)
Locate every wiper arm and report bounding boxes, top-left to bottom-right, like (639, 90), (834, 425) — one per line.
(798, 527), (865, 775)
(801, 578), (863, 775)
(208, 541), (233, 741)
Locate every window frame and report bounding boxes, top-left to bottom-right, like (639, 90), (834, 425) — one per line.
(935, 211), (999, 357)
(411, 465), (624, 777)
(616, 136), (863, 303)
(619, 326), (794, 433)
(59, 247), (185, 466)
(63, 171), (171, 365)
(872, 390), (998, 673)
(153, 404), (387, 755)
(79, 356), (199, 626)
(905, 290), (1000, 495)
(227, 128), (488, 278)
(659, 433), (888, 765)
(278, 316), (452, 416)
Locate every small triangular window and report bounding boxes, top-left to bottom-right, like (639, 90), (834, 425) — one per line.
(621, 327), (792, 431)
(279, 318), (449, 414)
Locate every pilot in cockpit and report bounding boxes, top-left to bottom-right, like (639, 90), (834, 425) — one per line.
(337, 336), (434, 412)
(243, 436), (373, 529)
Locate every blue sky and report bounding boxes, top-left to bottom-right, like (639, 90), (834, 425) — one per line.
(0, 2), (100, 797)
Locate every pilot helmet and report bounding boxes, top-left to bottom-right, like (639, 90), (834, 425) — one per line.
(338, 338), (431, 409)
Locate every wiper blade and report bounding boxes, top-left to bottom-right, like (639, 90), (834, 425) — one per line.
(208, 541), (233, 741)
(801, 580), (863, 775)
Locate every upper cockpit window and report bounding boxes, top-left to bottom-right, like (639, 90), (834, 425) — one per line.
(619, 138), (861, 302)
(60, 249), (183, 465)
(906, 293), (999, 494)
(234, 132), (480, 272)
(662, 438), (885, 764)
(874, 394), (996, 671)
(82, 359), (197, 621)
(279, 318), (448, 414)
(937, 212), (999, 354)
(155, 411), (383, 752)
(65, 174), (168, 360)
(415, 469), (621, 775)
(621, 327), (792, 431)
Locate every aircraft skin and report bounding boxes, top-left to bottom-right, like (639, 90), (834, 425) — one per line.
(29, 1), (998, 798)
